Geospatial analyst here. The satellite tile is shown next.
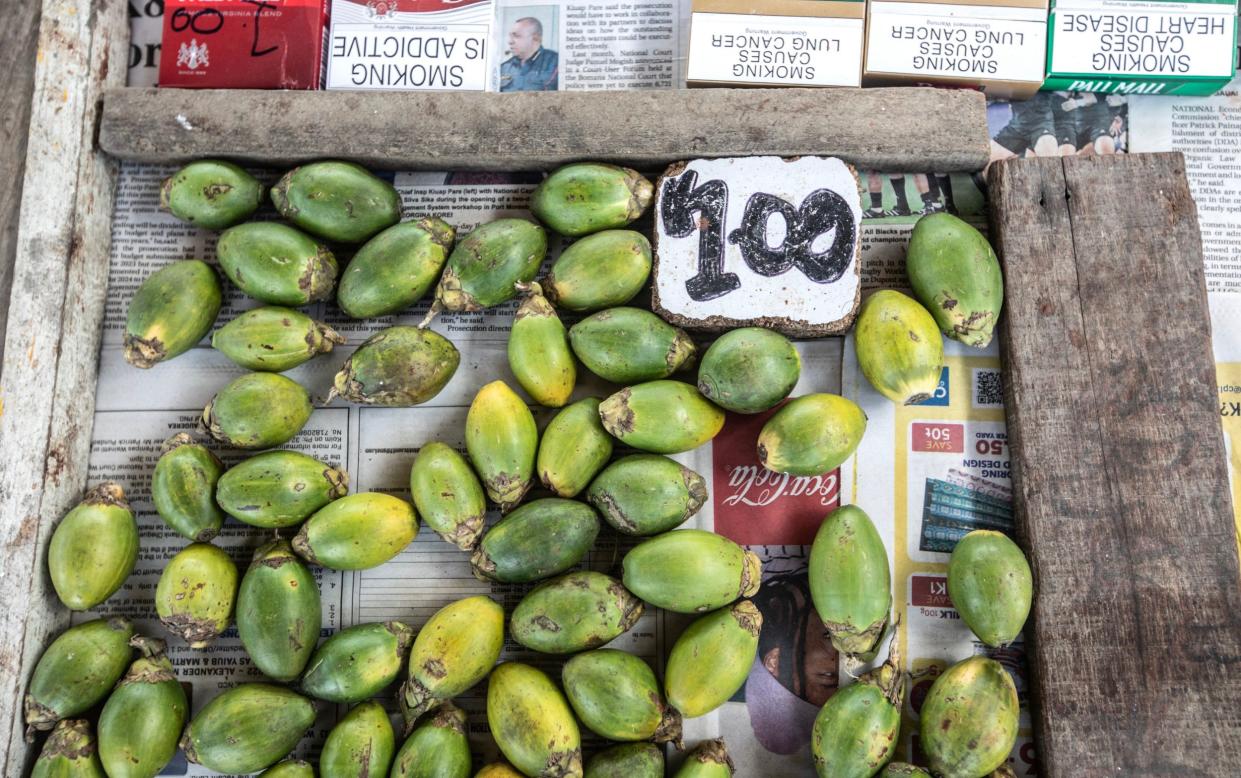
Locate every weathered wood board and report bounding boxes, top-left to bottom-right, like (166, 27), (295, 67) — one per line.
(989, 153), (1241, 777)
(99, 86), (991, 173)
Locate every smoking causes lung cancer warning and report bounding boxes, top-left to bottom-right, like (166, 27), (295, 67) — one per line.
(651, 156), (863, 337)
(686, 11), (866, 87)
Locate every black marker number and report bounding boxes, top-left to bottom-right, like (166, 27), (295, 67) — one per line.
(660, 171), (740, 302)
(729, 188), (856, 284)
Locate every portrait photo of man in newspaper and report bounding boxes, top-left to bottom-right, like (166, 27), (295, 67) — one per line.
(499, 10), (560, 91)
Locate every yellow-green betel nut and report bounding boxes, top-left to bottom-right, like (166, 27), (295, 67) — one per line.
(920, 656), (1019, 778)
(236, 539), (321, 682)
(665, 602), (762, 718)
(293, 492), (418, 570)
(391, 703), (472, 778)
(531, 163), (653, 237)
(271, 160), (402, 243)
(399, 595), (505, 723)
(476, 765), (525, 777)
(811, 644), (904, 778)
(320, 700), (395, 778)
(216, 449), (348, 528)
(881, 764), (934, 778)
(202, 372), (313, 450)
(510, 571), (644, 655)
(466, 380), (538, 511)
(697, 327), (801, 414)
(757, 394), (867, 476)
(562, 649), (681, 743)
(151, 433), (225, 542)
(124, 259), (222, 368)
(409, 442), (487, 551)
(212, 306), (344, 372)
(808, 504), (892, 657)
(331, 325), (460, 406)
(546, 229), (652, 312)
(537, 398), (613, 498)
(259, 760), (315, 778)
(486, 662), (582, 778)
(600, 380), (724, 455)
(31, 719), (106, 778)
(622, 529), (761, 613)
(948, 530), (1032, 647)
(672, 739), (735, 778)
(216, 221), (337, 305)
(155, 542), (238, 649)
(470, 498), (599, 584)
(906, 212), (1003, 348)
(301, 621), (413, 704)
(48, 483), (138, 611)
(586, 454), (706, 536)
(160, 160), (262, 230)
(98, 637), (188, 778)
(569, 307), (697, 384)
(509, 283), (575, 407)
(25, 618), (134, 737)
(585, 743), (664, 778)
(180, 683), (316, 774)
(337, 216), (454, 318)
(855, 290), (944, 405)
(435, 218), (547, 312)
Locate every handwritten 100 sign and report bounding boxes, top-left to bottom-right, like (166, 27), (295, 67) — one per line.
(651, 156), (863, 337)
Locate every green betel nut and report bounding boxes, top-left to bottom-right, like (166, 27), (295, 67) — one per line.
(160, 160), (262, 230)
(293, 492), (419, 570)
(391, 703), (472, 778)
(31, 719), (105, 778)
(124, 259), (222, 368)
(509, 282), (576, 408)
(399, 595), (504, 724)
(433, 218), (548, 313)
(470, 498), (599, 584)
(697, 327), (801, 414)
(546, 229), (652, 312)
(673, 739), (735, 778)
(259, 761), (316, 778)
(906, 213), (1004, 348)
(409, 442), (487, 551)
(302, 621), (414, 704)
(155, 542), (238, 649)
(600, 380), (724, 455)
(331, 325), (460, 406)
(202, 372), (313, 450)
(622, 528), (761, 613)
(98, 637), (188, 778)
(563, 649), (681, 744)
(531, 163), (653, 237)
(25, 618), (134, 738)
(510, 571), (644, 655)
(338, 217), (455, 318)
(466, 380), (538, 511)
(569, 307), (697, 384)
(757, 394), (867, 476)
(809, 504), (891, 657)
(476, 764), (526, 777)
(236, 539), (321, 682)
(272, 161), (402, 243)
(486, 662), (582, 778)
(811, 637), (904, 778)
(855, 290), (944, 406)
(320, 700), (395, 778)
(216, 449), (348, 528)
(881, 764), (933, 778)
(537, 398), (613, 498)
(920, 656), (1019, 778)
(665, 602), (762, 719)
(216, 222), (338, 306)
(948, 530), (1032, 648)
(212, 306), (344, 372)
(151, 433), (225, 542)
(585, 743), (664, 778)
(586, 454), (706, 536)
(48, 482), (138, 611)
(180, 683), (316, 774)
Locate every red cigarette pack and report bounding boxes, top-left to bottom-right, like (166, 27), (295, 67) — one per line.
(159, 0), (331, 89)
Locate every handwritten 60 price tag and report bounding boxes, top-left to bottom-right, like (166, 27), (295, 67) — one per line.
(651, 156), (862, 337)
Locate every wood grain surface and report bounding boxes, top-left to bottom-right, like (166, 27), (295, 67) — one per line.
(99, 86), (992, 172)
(990, 152), (1241, 777)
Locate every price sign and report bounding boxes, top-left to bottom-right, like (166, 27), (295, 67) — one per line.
(651, 156), (862, 337)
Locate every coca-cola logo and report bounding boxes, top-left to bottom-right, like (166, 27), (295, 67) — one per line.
(712, 407), (840, 546)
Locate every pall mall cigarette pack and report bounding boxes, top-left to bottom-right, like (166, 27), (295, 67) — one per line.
(862, 0), (1050, 98)
(686, 0), (867, 87)
(159, 0), (331, 89)
(1045, 0), (1238, 95)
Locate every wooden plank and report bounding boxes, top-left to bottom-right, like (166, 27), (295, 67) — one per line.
(0, 0), (127, 770)
(989, 152), (1241, 777)
(98, 86), (991, 172)
(0, 4), (42, 368)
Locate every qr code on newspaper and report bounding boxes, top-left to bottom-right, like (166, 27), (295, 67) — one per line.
(972, 368), (1004, 409)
